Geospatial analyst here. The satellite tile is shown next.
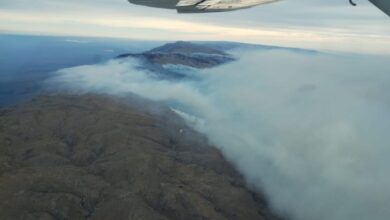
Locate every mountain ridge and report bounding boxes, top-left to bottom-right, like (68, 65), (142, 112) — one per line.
(0, 94), (285, 220)
(116, 41), (236, 69)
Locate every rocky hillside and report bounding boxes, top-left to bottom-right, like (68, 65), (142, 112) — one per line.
(148, 41), (227, 55)
(0, 95), (282, 220)
(116, 41), (235, 70)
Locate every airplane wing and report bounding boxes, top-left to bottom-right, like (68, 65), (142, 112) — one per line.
(128, 0), (280, 13)
(369, 0), (390, 16)
(177, 0), (280, 13)
(128, 0), (389, 17)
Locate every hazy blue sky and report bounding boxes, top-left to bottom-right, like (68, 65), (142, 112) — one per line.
(1, 0), (389, 54)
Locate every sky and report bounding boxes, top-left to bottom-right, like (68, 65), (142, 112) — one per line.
(0, 0), (390, 54)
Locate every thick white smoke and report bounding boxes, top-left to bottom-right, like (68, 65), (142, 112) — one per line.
(48, 49), (390, 220)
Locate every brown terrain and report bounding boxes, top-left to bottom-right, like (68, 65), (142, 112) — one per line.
(0, 94), (282, 220)
(116, 41), (236, 69)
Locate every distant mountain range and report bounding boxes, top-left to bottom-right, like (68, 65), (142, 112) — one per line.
(115, 41), (318, 80)
(116, 41), (236, 80)
(0, 34), (319, 106)
(148, 41), (228, 56)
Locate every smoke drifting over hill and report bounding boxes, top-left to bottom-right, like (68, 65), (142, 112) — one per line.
(48, 49), (390, 220)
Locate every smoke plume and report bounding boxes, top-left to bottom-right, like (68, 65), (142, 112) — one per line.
(48, 49), (390, 220)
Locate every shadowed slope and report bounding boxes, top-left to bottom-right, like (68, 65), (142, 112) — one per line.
(0, 95), (282, 220)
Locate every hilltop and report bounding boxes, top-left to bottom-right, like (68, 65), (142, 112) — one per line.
(116, 41), (236, 79)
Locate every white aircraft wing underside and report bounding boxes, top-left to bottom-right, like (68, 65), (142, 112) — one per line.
(176, 0), (280, 12)
(128, 0), (389, 16)
(128, 0), (280, 13)
(176, 0), (203, 7)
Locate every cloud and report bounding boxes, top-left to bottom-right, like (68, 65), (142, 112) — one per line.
(1, 0), (389, 54)
(47, 48), (390, 220)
